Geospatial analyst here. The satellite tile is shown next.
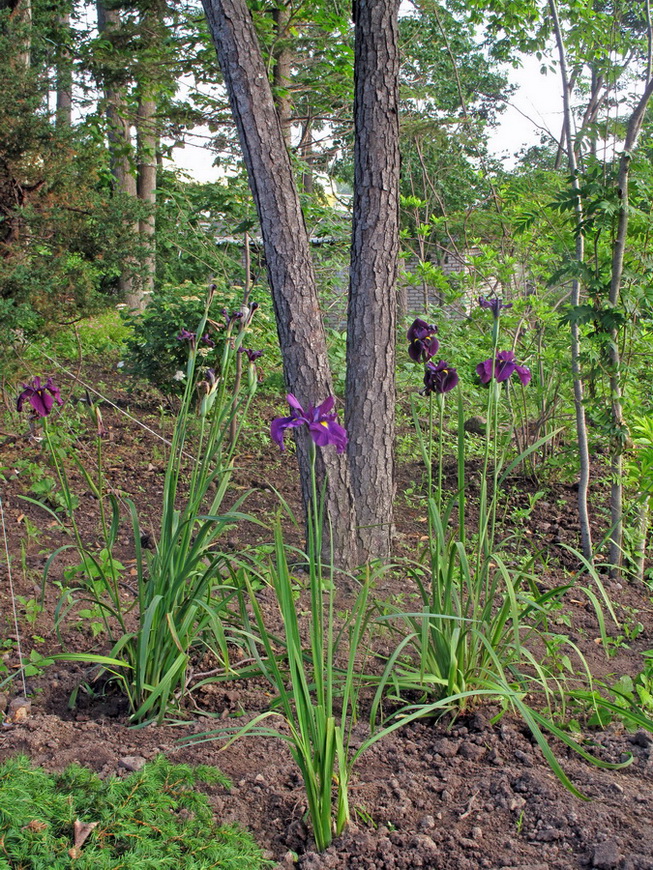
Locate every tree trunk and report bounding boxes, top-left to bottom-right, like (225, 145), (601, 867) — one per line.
(201, 0), (360, 571)
(56, 9), (73, 128)
(272, 0), (292, 149)
(300, 117), (314, 194)
(345, 0), (400, 561)
(10, 0), (31, 69)
(96, 1), (138, 303)
(606, 73), (653, 576)
(549, 0), (593, 563)
(135, 91), (157, 308)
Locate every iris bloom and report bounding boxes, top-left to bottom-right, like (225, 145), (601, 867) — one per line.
(221, 308), (244, 329)
(407, 318), (439, 362)
(478, 296), (512, 318)
(177, 328), (196, 343)
(177, 328), (214, 347)
(271, 394), (348, 453)
(422, 360), (459, 395)
(17, 376), (64, 417)
(239, 347), (263, 362)
(476, 350), (531, 386)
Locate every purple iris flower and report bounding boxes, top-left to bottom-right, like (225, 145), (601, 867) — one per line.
(177, 328), (215, 347)
(478, 296), (512, 318)
(271, 394), (348, 453)
(407, 318), (439, 362)
(422, 360), (459, 395)
(17, 377), (64, 417)
(239, 347), (263, 362)
(476, 350), (531, 386)
(177, 328), (196, 343)
(221, 308), (245, 329)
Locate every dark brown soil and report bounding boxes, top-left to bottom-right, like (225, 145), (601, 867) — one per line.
(1, 361), (652, 870)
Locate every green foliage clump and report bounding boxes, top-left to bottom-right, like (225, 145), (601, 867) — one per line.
(121, 283), (230, 393)
(0, 754), (270, 869)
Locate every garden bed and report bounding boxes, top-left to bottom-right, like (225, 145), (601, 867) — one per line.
(1, 360), (652, 870)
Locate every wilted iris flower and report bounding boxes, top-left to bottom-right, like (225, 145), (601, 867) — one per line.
(271, 394), (348, 453)
(221, 308), (244, 329)
(177, 328), (196, 343)
(177, 328), (214, 347)
(478, 296), (512, 318)
(476, 350), (531, 386)
(17, 376), (64, 417)
(422, 360), (459, 395)
(407, 318), (439, 362)
(239, 347), (263, 363)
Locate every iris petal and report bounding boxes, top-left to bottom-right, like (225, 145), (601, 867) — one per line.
(271, 394), (347, 452)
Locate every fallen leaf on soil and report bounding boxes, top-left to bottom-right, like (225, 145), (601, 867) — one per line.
(68, 819), (99, 858)
(22, 820), (48, 833)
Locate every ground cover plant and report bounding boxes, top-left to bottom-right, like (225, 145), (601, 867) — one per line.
(2, 303), (653, 870)
(0, 754), (270, 869)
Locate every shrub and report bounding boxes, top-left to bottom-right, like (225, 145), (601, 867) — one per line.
(121, 282), (233, 393)
(0, 755), (270, 869)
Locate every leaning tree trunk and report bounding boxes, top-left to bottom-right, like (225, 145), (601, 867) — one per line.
(202, 0), (360, 571)
(345, 0), (400, 561)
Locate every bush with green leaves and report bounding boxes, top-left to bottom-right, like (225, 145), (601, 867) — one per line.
(0, 754), (270, 869)
(121, 283), (232, 393)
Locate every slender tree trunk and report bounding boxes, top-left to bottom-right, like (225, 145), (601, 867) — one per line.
(96, 1), (138, 303)
(202, 0), (360, 571)
(634, 495), (649, 584)
(135, 91), (157, 308)
(300, 117), (314, 194)
(272, 0), (292, 148)
(345, 0), (400, 561)
(56, 9), (73, 128)
(549, 0), (594, 563)
(606, 72), (653, 575)
(11, 0), (31, 69)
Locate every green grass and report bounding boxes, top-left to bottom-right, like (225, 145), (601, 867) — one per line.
(0, 755), (271, 870)
(23, 309), (129, 362)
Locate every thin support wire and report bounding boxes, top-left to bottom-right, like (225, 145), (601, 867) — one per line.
(0, 492), (28, 697)
(39, 352), (199, 464)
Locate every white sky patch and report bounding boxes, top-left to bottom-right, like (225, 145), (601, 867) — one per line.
(169, 54), (566, 181)
(489, 54), (564, 166)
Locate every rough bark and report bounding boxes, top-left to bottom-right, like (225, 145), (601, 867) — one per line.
(201, 0), (360, 571)
(345, 0), (400, 561)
